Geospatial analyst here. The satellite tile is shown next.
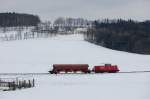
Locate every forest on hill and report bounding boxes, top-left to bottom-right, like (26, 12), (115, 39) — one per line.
(0, 12), (41, 27)
(0, 12), (150, 54)
(85, 19), (150, 54)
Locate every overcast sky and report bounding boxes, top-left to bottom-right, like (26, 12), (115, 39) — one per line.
(0, 0), (149, 21)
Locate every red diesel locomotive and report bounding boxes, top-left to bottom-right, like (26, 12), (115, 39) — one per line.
(49, 64), (119, 74)
(92, 64), (119, 73)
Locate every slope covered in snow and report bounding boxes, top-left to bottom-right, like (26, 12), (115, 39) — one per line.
(0, 34), (150, 73)
(0, 34), (150, 99)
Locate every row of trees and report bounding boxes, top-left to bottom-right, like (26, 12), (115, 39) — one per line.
(0, 13), (93, 28)
(0, 27), (57, 41)
(53, 17), (93, 27)
(0, 12), (41, 27)
(85, 19), (150, 54)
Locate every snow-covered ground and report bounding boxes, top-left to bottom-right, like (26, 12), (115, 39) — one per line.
(1, 73), (150, 99)
(0, 34), (150, 73)
(0, 34), (150, 99)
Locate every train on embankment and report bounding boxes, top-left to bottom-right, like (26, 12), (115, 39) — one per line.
(49, 64), (119, 74)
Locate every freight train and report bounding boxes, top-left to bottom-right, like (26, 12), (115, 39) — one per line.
(49, 64), (119, 74)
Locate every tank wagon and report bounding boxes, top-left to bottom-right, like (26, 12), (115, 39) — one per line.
(49, 64), (91, 74)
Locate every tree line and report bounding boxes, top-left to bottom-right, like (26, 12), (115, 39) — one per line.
(84, 19), (150, 54)
(0, 12), (41, 27)
(1, 12), (150, 54)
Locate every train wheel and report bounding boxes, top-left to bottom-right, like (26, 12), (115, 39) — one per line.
(65, 71), (68, 73)
(49, 71), (54, 74)
(83, 71), (88, 74)
(54, 71), (58, 74)
(74, 71), (77, 73)
(87, 70), (91, 73)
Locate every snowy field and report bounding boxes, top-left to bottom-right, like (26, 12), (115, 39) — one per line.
(0, 34), (150, 73)
(0, 34), (150, 99)
(1, 73), (150, 99)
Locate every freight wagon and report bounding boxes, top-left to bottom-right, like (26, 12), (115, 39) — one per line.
(49, 64), (91, 74)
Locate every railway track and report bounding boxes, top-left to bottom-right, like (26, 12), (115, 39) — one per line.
(118, 71), (150, 73)
(0, 71), (150, 76)
(0, 73), (49, 76)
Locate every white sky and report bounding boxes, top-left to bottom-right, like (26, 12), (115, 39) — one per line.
(0, 0), (149, 21)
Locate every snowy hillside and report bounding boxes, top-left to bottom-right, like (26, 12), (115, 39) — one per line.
(0, 34), (150, 99)
(0, 34), (150, 73)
